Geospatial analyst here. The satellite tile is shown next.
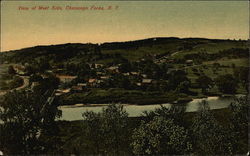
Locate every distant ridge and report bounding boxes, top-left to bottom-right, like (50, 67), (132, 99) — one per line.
(0, 37), (247, 65)
(1, 37), (243, 53)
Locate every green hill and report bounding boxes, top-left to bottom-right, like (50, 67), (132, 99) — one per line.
(0, 37), (248, 65)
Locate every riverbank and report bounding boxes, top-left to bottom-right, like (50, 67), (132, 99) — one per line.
(59, 103), (130, 108)
(58, 88), (195, 106)
(58, 85), (248, 106)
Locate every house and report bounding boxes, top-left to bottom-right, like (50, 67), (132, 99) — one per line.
(122, 73), (130, 76)
(54, 68), (64, 74)
(96, 72), (103, 75)
(45, 70), (53, 73)
(71, 85), (83, 92)
(94, 64), (104, 68)
(57, 75), (77, 83)
(186, 60), (193, 66)
(131, 72), (139, 75)
(88, 78), (97, 83)
(88, 79), (103, 87)
(142, 79), (153, 84)
(88, 78), (97, 87)
(97, 80), (104, 84)
(136, 82), (142, 86)
(56, 88), (71, 93)
(88, 63), (104, 69)
(55, 92), (63, 96)
(107, 66), (119, 73)
(77, 83), (87, 90)
(141, 74), (147, 78)
(100, 76), (110, 80)
(77, 83), (87, 87)
(55, 88), (71, 96)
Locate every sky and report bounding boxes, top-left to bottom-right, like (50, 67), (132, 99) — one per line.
(0, 1), (249, 52)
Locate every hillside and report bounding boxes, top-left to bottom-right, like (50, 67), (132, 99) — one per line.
(0, 37), (248, 65)
(0, 37), (248, 105)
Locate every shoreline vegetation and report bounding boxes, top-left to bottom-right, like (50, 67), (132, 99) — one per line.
(58, 94), (245, 108)
(1, 88), (248, 155)
(57, 87), (246, 106)
(49, 99), (248, 155)
(58, 89), (186, 105)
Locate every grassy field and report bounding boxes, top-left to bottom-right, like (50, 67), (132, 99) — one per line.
(101, 41), (183, 61)
(203, 58), (248, 67)
(172, 41), (248, 59)
(174, 57), (248, 95)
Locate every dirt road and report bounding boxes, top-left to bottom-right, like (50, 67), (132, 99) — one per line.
(0, 76), (29, 96)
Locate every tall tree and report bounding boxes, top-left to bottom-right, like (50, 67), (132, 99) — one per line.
(81, 111), (103, 154)
(195, 75), (213, 94)
(233, 67), (249, 91)
(168, 70), (189, 90)
(81, 104), (129, 155)
(215, 74), (238, 94)
(0, 90), (61, 154)
(228, 96), (249, 153)
(100, 104), (129, 155)
(191, 100), (234, 155)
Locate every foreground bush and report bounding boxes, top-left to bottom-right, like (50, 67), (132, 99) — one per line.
(131, 116), (192, 155)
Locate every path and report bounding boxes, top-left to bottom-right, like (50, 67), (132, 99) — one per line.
(0, 76), (29, 96)
(0, 63), (29, 96)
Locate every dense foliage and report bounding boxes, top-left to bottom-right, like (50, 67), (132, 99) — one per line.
(0, 95), (248, 155)
(131, 117), (192, 155)
(191, 101), (235, 154)
(215, 74), (238, 94)
(0, 90), (62, 154)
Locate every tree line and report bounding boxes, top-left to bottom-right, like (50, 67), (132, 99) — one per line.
(0, 88), (248, 155)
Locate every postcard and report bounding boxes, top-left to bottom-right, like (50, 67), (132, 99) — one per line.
(0, 1), (249, 155)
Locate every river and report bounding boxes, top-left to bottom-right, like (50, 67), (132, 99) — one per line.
(58, 96), (241, 121)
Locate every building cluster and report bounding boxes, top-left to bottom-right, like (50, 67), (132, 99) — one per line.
(14, 58), (193, 96)
(54, 63), (158, 96)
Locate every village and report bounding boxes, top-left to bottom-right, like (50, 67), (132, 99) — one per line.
(9, 56), (195, 103)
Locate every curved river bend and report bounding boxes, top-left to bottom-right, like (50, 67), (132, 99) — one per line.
(58, 96), (239, 121)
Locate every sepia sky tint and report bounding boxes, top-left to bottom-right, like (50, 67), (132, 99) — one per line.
(1, 1), (249, 51)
